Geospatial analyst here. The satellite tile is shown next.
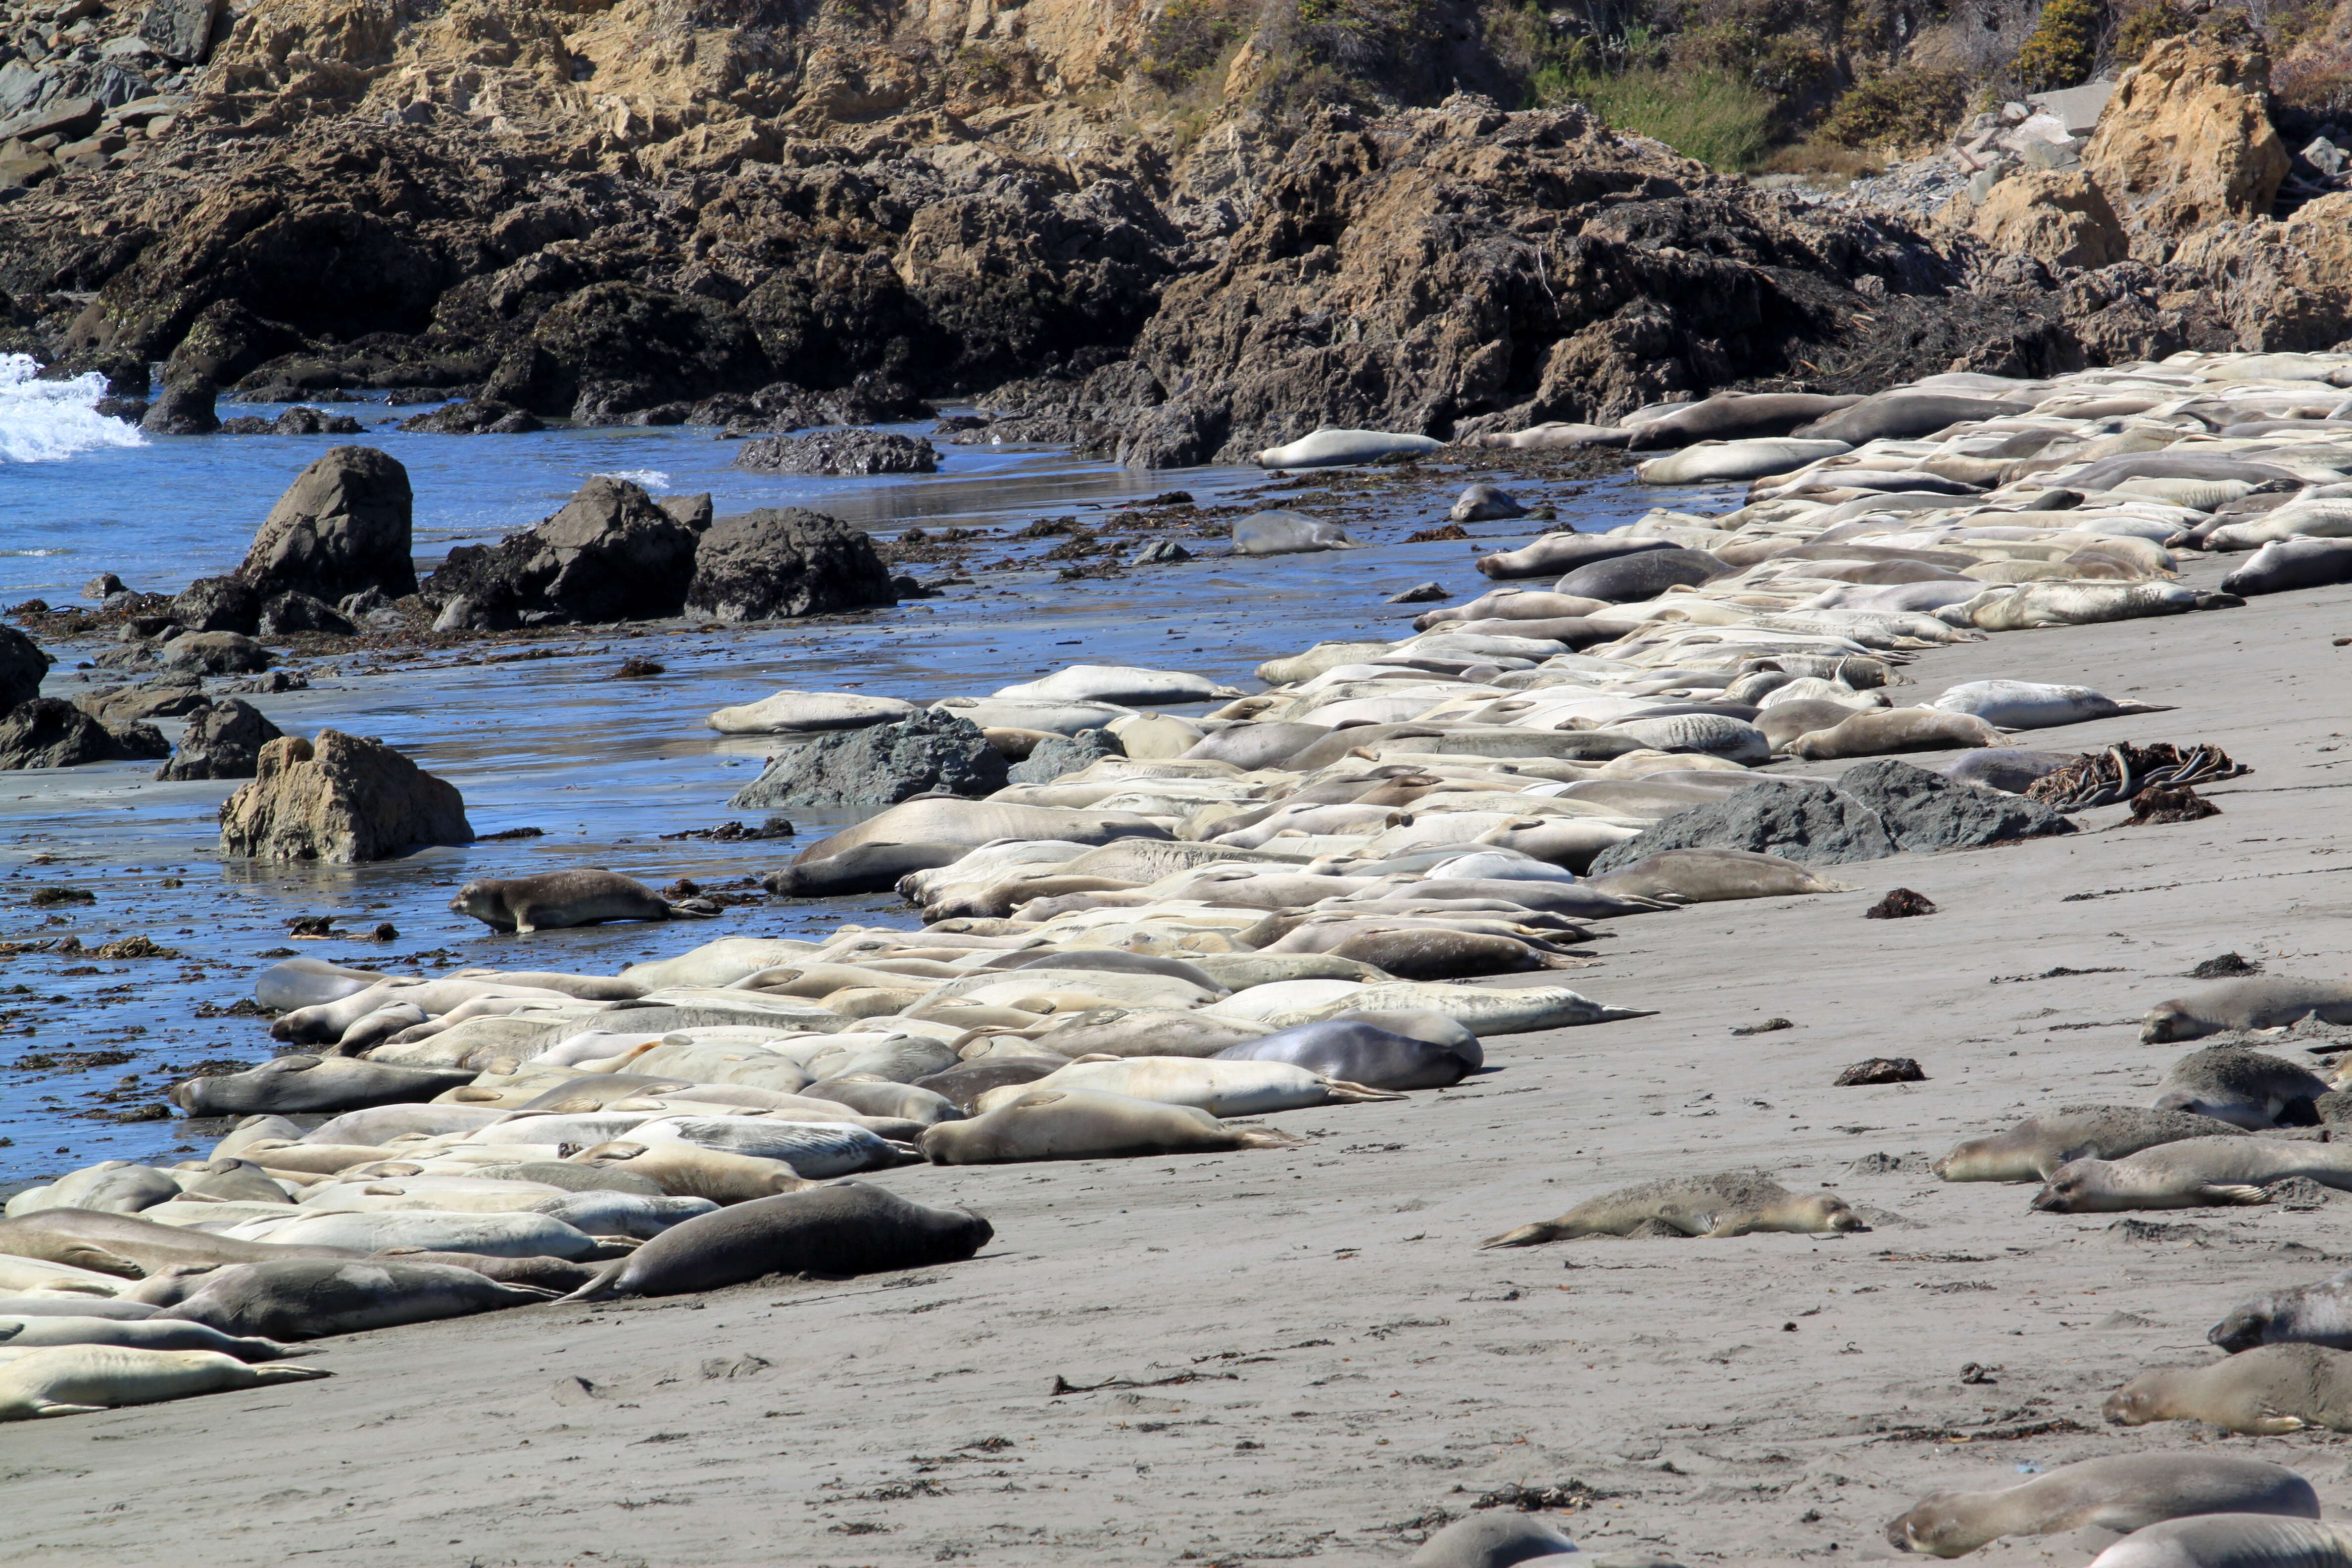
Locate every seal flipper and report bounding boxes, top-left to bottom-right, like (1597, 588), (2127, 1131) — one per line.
(2206, 1184), (2272, 1205)
(1479, 1222), (1563, 1249)
(663, 901), (722, 921)
(1319, 1078), (1409, 1104)
(553, 1256), (632, 1305)
(26, 1401), (106, 1418)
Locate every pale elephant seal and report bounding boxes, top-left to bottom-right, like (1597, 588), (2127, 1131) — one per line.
(0, 1210), (359, 1279)
(1885, 1453), (2318, 1557)
(799, 1078), (962, 1125)
(912, 1058), (1070, 1111)
(0, 1315), (297, 1362)
(171, 1055), (476, 1117)
(1940, 747), (2080, 793)
(2155, 1047), (2332, 1129)
(2032, 1138), (2352, 1212)
(921, 1088), (1309, 1164)
(1796, 393), (2032, 443)
(150, 1257), (556, 1338)
(226, 1210), (602, 1259)
(1783, 707), (2004, 760)
(1936, 1105), (2249, 1182)
(990, 949), (1225, 992)
(1634, 438), (1850, 484)
(1031, 1008), (1271, 1059)
(1930, 680), (2171, 730)
(0, 1345), (330, 1421)
(1554, 547), (1725, 602)
(530, 1191), (716, 1239)
(1416, 588), (1609, 627)
(1180, 721), (1331, 770)
(2142, 978), (2352, 1045)
(2212, 1267), (2352, 1353)
(1476, 533), (1676, 581)
(571, 1140), (815, 1203)
(2086, 1514), (2352, 1568)
(1623, 391), (1862, 450)
(1448, 484), (1524, 522)
(2106, 1344), (2352, 1433)
(1760, 697), (1879, 752)
(2222, 537), (2352, 596)
(1482, 1172), (1864, 1247)
(1406, 1510), (1576, 1566)
(0, 1296), (157, 1321)
(182, 1158), (297, 1206)
(452, 870), (715, 934)
(365, 1249), (600, 1294)
(1473, 421), (1629, 451)
(987, 1057), (1402, 1117)
(559, 1180), (991, 1301)
(6, 1161), (181, 1217)
(702, 689), (917, 735)
(1214, 1018), (1478, 1089)
(252, 957), (388, 1012)
(1254, 429), (1442, 468)
(1584, 849), (1847, 904)
(791, 797), (1170, 864)
(1231, 510), (1362, 555)
(763, 841), (969, 896)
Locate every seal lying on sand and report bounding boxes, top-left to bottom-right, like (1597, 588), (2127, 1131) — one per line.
(1480, 1172), (1866, 1247)
(2212, 1268), (2352, 1353)
(144, 1258), (558, 1338)
(921, 1088), (1310, 1164)
(1885, 1453), (2319, 1557)
(452, 871), (718, 934)
(2085, 1514), (2352, 1568)
(2106, 1344), (2352, 1433)
(2032, 1138), (2352, 1212)
(2155, 1047), (2332, 1129)
(1935, 1106), (2250, 1181)
(0, 1345), (330, 1420)
(2141, 978), (2352, 1044)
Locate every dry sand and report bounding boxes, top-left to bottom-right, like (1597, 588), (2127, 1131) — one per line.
(12, 550), (2352, 1568)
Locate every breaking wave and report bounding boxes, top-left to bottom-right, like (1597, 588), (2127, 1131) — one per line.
(0, 353), (147, 465)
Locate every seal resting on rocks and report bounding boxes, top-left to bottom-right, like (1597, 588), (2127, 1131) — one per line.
(2106, 1344), (2352, 1433)
(2155, 1047), (2333, 1129)
(2084, 1514), (2352, 1568)
(1481, 1172), (1866, 1246)
(1935, 1106), (2250, 1181)
(920, 1088), (1310, 1164)
(451, 870), (718, 934)
(2141, 978), (2352, 1044)
(0, 1345), (330, 1421)
(2212, 1268), (2352, 1353)
(1884, 1453), (2319, 1557)
(2031, 1138), (2352, 1212)
(557, 1180), (990, 1301)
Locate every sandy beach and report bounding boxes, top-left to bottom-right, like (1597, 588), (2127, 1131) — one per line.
(8, 542), (2349, 1568)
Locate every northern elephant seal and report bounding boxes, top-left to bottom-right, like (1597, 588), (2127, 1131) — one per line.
(1935, 1105), (2250, 1182)
(790, 797), (1170, 864)
(920, 1088), (1310, 1164)
(1783, 707), (2004, 760)
(2106, 1344), (2352, 1433)
(569, 1141), (815, 1203)
(2222, 537), (2352, 596)
(252, 957), (388, 1012)
(1635, 439), (1851, 484)
(0, 1210), (359, 1279)
(1885, 1453), (2318, 1557)
(559, 1180), (991, 1301)
(1406, 1510), (1577, 1566)
(1231, 510), (1362, 555)
(223, 1210), (602, 1259)
(1584, 849), (1847, 904)
(2032, 1138), (2352, 1212)
(978, 1057), (1402, 1117)
(703, 689), (918, 735)
(2086, 1515), (2352, 1568)
(0, 1315), (296, 1362)
(763, 841), (971, 896)
(1475, 534), (1676, 581)
(452, 871), (714, 934)
(2212, 1268), (2352, 1353)
(910, 1058), (1071, 1111)
(1929, 680), (2171, 730)
(170, 1055), (476, 1117)
(149, 1258), (557, 1338)
(1213, 1019), (1478, 1089)
(1554, 547), (1726, 602)
(2155, 1047), (2332, 1129)
(1482, 1172), (1865, 1247)
(2141, 978), (2352, 1045)
(1253, 429), (1441, 468)
(1795, 393), (2032, 443)
(0, 1345), (329, 1420)
(1031, 1008), (1271, 1059)
(1623, 392), (1862, 449)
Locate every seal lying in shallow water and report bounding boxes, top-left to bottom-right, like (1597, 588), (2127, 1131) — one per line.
(2212, 1268), (2352, 1353)
(1934, 1105), (2250, 1181)
(1480, 1172), (1866, 1247)
(2141, 978), (2352, 1044)
(2031, 1138), (2352, 1212)
(2106, 1344), (2352, 1433)
(451, 870), (717, 934)
(0, 1345), (330, 1421)
(1884, 1453), (2320, 1557)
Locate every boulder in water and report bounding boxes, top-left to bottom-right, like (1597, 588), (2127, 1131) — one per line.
(733, 430), (937, 475)
(684, 507), (896, 623)
(238, 447), (419, 603)
(0, 626), (49, 717)
(158, 699), (285, 782)
(0, 697), (168, 770)
(219, 731), (473, 862)
(422, 477), (697, 625)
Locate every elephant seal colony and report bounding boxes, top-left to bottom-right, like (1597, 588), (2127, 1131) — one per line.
(17, 349), (2352, 1561)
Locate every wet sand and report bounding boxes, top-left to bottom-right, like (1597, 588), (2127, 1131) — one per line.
(10, 549), (2352, 1566)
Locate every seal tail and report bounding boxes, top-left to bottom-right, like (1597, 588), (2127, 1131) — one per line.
(1478, 1222), (1561, 1249)
(1228, 1127), (1311, 1151)
(664, 902), (722, 921)
(1319, 1078), (1409, 1104)
(554, 1258), (632, 1305)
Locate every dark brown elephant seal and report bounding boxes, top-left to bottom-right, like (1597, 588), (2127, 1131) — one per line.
(911, 1057), (1071, 1112)
(1794, 393), (2034, 443)
(1476, 533), (1676, 581)
(1885, 1453), (2318, 1557)
(2105, 1344), (2352, 1433)
(558, 1181), (991, 1301)
(451, 870), (718, 934)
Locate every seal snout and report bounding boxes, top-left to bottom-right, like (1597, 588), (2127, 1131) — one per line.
(2209, 1310), (2265, 1354)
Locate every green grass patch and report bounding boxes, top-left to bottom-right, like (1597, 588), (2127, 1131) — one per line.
(1531, 62), (1776, 171)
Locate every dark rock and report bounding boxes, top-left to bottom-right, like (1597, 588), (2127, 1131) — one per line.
(162, 631), (272, 675)
(1836, 759), (2075, 853)
(1587, 780), (1896, 871)
(1865, 887), (1939, 919)
(238, 447), (418, 603)
(657, 493), (714, 532)
(734, 430), (937, 475)
(397, 399), (543, 434)
(483, 282), (771, 418)
(422, 478), (696, 625)
(76, 675), (205, 724)
(157, 698), (283, 781)
(0, 698), (166, 769)
(1008, 728), (1124, 784)
(2190, 952), (2262, 979)
(166, 299), (301, 386)
(0, 95), (99, 145)
(2127, 784), (2220, 825)
(267, 407), (366, 436)
(139, 0), (222, 62)
(219, 669), (308, 695)
(1132, 539), (1193, 565)
(257, 591), (355, 637)
(139, 375), (219, 435)
(0, 625), (49, 716)
(82, 573), (127, 602)
(219, 730), (473, 862)
(613, 656), (664, 678)
(1835, 1056), (1926, 1085)
(337, 587), (391, 620)
(729, 710), (1007, 811)
(684, 507), (895, 622)
(1386, 582), (1449, 603)
(171, 575), (262, 635)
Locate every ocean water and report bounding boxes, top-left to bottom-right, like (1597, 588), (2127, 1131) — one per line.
(0, 368), (1697, 1185)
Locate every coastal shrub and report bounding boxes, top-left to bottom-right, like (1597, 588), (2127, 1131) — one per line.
(1817, 66), (1970, 147)
(2274, 45), (2352, 125)
(1531, 60), (1777, 167)
(1142, 0), (1256, 90)
(2109, 0), (2192, 64)
(2013, 0), (2104, 90)
(1667, 0), (1840, 119)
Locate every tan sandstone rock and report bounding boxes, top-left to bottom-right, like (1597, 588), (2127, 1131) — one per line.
(220, 730), (472, 862)
(2171, 192), (2352, 351)
(2082, 35), (2290, 259)
(1968, 171), (2128, 269)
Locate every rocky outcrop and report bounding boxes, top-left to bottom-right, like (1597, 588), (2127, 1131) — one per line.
(218, 406), (367, 435)
(396, 399), (542, 434)
(1969, 171), (2127, 270)
(138, 374), (219, 434)
(0, 697), (169, 770)
(729, 710), (1008, 810)
(219, 729), (472, 861)
(422, 477), (695, 627)
(76, 675), (206, 723)
(162, 631), (272, 675)
(2083, 36), (2291, 258)
(1007, 729), (1123, 784)
(2171, 193), (2352, 351)
(157, 698), (283, 781)
(0, 627), (49, 716)
(257, 591), (356, 637)
(238, 446), (418, 603)
(172, 575), (262, 634)
(684, 507), (896, 623)
(734, 430), (938, 475)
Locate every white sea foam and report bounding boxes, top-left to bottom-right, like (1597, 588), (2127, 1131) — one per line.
(0, 353), (147, 465)
(593, 468), (672, 490)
